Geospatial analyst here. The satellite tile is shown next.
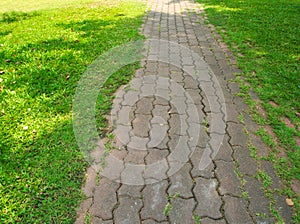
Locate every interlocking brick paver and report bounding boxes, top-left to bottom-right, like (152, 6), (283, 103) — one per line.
(114, 196), (143, 224)
(90, 178), (120, 219)
(244, 176), (273, 223)
(76, 0), (292, 223)
(169, 198), (196, 223)
(200, 218), (226, 224)
(215, 160), (241, 196)
(233, 146), (257, 176)
(168, 163), (194, 198)
(194, 178), (222, 219)
(223, 195), (253, 224)
(227, 122), (247, 146)
(141, 180), (168, 222)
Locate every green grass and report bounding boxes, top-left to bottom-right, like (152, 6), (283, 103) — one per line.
(197, 0), (299, 221)
(0, 0), (146, 222)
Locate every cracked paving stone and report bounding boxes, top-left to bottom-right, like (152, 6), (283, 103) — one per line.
(169, 198), (196, 224)
(194, 177), (222, 219)
(141, 180), (168, 222)
(168, 163), (194, 198)
(223, 195), (253, 224)
(90, 177), (120, 220)
(215, 160), (241, 196)
(114, 196), (143, 224)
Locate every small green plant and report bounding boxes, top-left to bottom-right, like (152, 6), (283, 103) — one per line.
(193, 214), (201, 224)
(84, 213), (92, 224)
(164, 202), (172, 215)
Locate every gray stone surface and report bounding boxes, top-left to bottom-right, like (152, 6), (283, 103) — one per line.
(223, 195), (253, 224)
(194, 178), (222, 219)
(75, 0), (292, 223)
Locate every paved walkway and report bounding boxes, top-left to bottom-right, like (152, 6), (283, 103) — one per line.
(75, 0), (292, 223)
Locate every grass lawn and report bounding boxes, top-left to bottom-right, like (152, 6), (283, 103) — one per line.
(0, 0), (146, 222)
(197, 0), (299, 222)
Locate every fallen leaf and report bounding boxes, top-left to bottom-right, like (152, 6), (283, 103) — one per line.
(286, 198), (294, 206)
(66, 75), (70, 80)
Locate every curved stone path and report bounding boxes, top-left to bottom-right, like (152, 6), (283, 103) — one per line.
(75, 0), (292, 223)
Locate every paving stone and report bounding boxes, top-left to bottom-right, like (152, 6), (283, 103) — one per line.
(142, 220), (168, 224)
(225, 102), (240, 123)
(249, 132), (269, 157)
(215, 160), (241, 196)
(233, 146), (257, 176)
(194, 178), (222, 219)
(152, 104), (170, 122)
(90, 177), (120, 219)
(91, 217), (112, 224)
(114, 196), (143, 224)
(169, 198), (196, 223)
(214, 134), (233, 162)
(191, 147), (215, 178)
(227, 122), (247, 146)
(124, 149), (148, 164)
(200, 217), (226, 224)
(244, 176), (273, 222)
(136, 97), (154, 114)
(154, 96), (169, 106)
(141, 180), (168, 222)
(145, 148), (169, 164)
(260, 160), (283, 189)
(274, 194), (293, 224)
(82, 166), (97, 198)
(118, 184), (143, 198)
(243, 112), (260, 133)
(132, 114), (152, 138)
(233, 95), (249, 112)
(223, 195), (253, 224)
(168, 163), (194, 198)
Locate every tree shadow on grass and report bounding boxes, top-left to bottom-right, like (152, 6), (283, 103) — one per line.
(0, 10), (144, 223)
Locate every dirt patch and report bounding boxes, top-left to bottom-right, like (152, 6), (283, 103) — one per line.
(282, 117), (295, 129)
(292, 179), (300, 195)
(269, 100), (278, 108)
